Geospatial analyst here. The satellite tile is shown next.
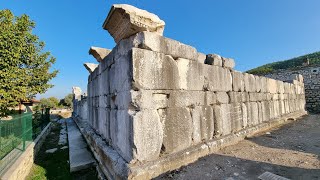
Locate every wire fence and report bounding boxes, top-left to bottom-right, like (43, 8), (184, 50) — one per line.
(0, 113), (33, 174)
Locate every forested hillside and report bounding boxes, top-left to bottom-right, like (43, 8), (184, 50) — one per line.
(247, 51), (320, 75)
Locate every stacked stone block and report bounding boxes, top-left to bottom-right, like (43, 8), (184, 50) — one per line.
(84, 30), (306, 165)
(72, 4), (307, 179)
(265, 66), (320, 113)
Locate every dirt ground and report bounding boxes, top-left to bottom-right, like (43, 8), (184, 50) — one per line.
(156, 114), (320, 180)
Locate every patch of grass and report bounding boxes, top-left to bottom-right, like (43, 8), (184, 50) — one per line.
(26, 164), (47, 180)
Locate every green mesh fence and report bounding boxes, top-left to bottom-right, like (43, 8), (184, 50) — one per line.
(0, 113), (32, 174)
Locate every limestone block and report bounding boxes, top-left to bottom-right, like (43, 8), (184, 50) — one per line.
(109, 53), (132, 93)
(110, 110), (132, 162)
(205, 54), (223, 66)
(228, 92), (242, 103)
(216, 92), (229, 104)
(130, 90), (206, 109)
(130, 31), (198, 60)
(255, 76), (261, 93)
(267, 78), (277, 93)
(101, 69), (109, 95)
(260, 77), (268, 93)
(284, 82), (291, 93)
(72, 87), (82, 101)
(205, 92), (217, 106)
(262, 101), (270, 122)
(133, 110), (163, 162)
(191, 106), (214, 143)
(176, 58), (204, 90)
(244, 73), (256, 92)
(250, 102), (259, 126)
(230, 103), (242, 132)
(245, 102), (252, 126)
(89, 47), (111, 62)
(132, 48), (179, 90)
(204, 65), (232, 92)
(197, 53), (206, 64)
(277, 81), (284, 93)
(103, 4), (165, 43)
(257, 102), (263, 123)
(241, 103), (248, 128)
(214, 104), (231, 136)
(232, 70), (244, 92)
(241, 92), (249, 102)
(84, 63), (99, 73)
(159, 108), (192, 153)
(298, 74), (304, 82)
(249, 92), (259, 102)
(222, 57), (235, 69)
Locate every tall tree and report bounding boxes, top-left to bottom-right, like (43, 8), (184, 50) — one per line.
(0, 10), (58, 116)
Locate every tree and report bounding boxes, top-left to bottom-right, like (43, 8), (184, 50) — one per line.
(37, 97), (59, 109)
(0, 10), (58, 116)
(59, 94), (73, 108)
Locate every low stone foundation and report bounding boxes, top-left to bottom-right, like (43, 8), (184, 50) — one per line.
(74, 110), (306, 179)
(0, 143), (34, 180)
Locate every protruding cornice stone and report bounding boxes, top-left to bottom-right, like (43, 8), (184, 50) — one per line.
(103, 4), (165, 43)
(89, 47), (111, 62)
(83, 63), (98, 73)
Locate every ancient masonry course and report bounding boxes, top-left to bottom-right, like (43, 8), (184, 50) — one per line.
(264, 65), (320, 113)
(72, 4), (307, 180)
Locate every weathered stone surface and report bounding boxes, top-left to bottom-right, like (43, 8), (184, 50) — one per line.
(84, 63), (98, 73)
(89, 47), (111, 62)
(222, 57), (235, 69)
(130, 31), (198, 60)
(230, 103), (242, 132)
(205, 92), (216, 106)
(103, 4), (165, 43)
(197, 53), (206, 64)
(159, 108), (192, 153)
(176, 58), (204, 90)
(214, 104), (231, 136)
(267, 78), (278, 93)
(250, 102), (259, 126)
(216, 92), (229, 104)
(72, 87), (82, 101)
(244, 73), (256, 92)
(228, 92), (242, 103)
(232, 70), (244, 92)
(132, 48), (179, 90)
(204, 65), (232, 92)
(241, 103), (248, 128)
(255, 76), (262, 93)
(205, 54), (222, 66)
(260, 76), (268, 93)
(133, 110), (163, 162)
(191, 106), (214, 143)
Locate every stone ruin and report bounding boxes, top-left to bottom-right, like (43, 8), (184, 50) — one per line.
(72, 4), (307, 179)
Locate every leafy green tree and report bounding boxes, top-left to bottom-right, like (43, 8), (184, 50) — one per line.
(0, 10), (58, 116)
(59, 94), (73, 108)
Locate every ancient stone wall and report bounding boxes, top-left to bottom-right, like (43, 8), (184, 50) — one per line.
(72, 4), (307, 179)
(265, 66), (320, 113)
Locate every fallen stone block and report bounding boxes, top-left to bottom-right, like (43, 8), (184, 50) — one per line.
(103, 4), (165, 43)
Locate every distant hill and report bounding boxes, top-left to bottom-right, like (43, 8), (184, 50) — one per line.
(247, 51), (320, 75)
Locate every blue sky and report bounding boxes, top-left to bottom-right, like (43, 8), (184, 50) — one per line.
(1, 0), (319, 99)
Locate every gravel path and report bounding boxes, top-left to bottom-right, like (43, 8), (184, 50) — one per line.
(156, 114), (320, 180)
